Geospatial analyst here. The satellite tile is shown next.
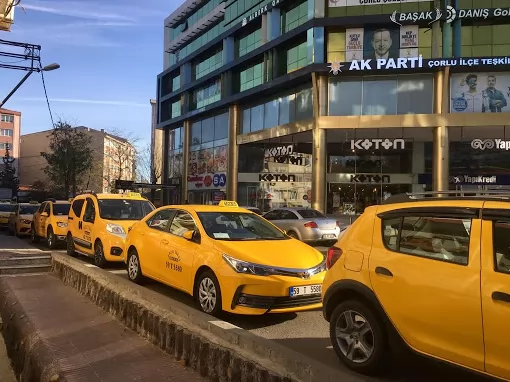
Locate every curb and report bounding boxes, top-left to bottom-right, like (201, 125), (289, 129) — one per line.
(51, 253), (351, 382)
(0, 278), (67, 382)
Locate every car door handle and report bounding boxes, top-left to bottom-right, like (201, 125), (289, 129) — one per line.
(492, 291), (510, 303)
(161, 239), (169, 245)
(68, 217), (73, 220)
(375, 267), (393, 277)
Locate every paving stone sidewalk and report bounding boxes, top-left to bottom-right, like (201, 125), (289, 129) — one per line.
(2, 274), (207, 381)
(0, 235), (44, 256)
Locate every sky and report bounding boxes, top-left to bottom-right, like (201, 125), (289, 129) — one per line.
(0, 0), (179, 146)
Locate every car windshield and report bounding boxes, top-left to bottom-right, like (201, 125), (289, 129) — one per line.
(0, 204), (16, 212)
(98, 199), (154, 220)
(19, 205), (39, 215)
(298, 209), (325, 218)
(52, 203), (71, 216)
(197, 212), (289, 241)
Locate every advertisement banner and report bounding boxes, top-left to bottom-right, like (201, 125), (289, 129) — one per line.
(345, 28), (364, 62)
(450, 72), (510, 113)
(188, 172), (227, 191)
(346, 25), (419, 60)
(329, 0), (433, 7)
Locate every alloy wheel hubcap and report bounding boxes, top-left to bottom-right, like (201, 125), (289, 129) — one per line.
(95, 246), (102, 264)
(335, 310), (374, 363)
(198, 278), (216, 313)
(128, 255), (138, 280)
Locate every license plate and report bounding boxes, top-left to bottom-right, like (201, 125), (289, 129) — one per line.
(322, 234), (336, 239)
(290, 284), (322, 297)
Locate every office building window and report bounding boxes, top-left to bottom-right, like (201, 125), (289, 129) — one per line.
(242, 87), (313, 133)
(178, 23), (224, 62)
(281, 0), (309, 34)
(172, 75), (180, 92)
(192, 79), (222, 110)
(1, 114), (14, 123)
(171, 100), (181, 118)
(240, 62), (264, 91)
(225, 0), (266, 26)
(328, 74), (434, 116)
(168, 127), (183, 178)
(194, 48), (223, 80)
(287, 40), (309, 73)
(0, 143), (8, 150)
(238, 28), (262, 58)
(0, 129), (13, 137)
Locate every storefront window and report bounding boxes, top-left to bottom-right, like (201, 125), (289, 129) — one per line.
(329, 74), (434, 116)
(238, 133), (313, 212)
(168, 127), (184, 179)
(326, 128), (431, 215)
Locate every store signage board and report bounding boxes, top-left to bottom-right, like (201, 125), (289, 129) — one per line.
(390, 8), (442, 25)
(241, 0), (284, 27)
(350, 139), (405, 150)
(390, 7), (510, 25)
(328, 56), (510, 74)
(471, 139), (510, 150)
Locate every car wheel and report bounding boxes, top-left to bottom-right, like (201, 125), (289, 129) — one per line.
(195, 271), (222, 316)
(47, 227), (57, 249)
(287, 231), (299, 240)
(127, 249), (144, 284)
(30, 225), (39, 243)
(329, 300), (388, 375)
(94, 241), (107, 268)
(66, 233), (76, 257)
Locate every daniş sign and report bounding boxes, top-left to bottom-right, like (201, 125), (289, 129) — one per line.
(446, 7), (510, 23)
(328, 56), (510, 74)
(351, 139), (405, 150)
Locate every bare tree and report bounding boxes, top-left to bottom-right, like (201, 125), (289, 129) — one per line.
(136, 142), (163, 201)
(103, 128), (139, 192)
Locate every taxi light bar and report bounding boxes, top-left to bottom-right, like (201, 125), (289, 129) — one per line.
(218, 200), (238, 207)
(126, 192), (142, 197)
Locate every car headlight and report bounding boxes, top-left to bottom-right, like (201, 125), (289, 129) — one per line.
(222, 254), (271, 276)
(106, 223), (126, 238)
(56, 221), (67, 228)
(20, 219), (31, 224)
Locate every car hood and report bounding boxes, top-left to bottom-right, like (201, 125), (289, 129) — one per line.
(105, 220), (139, 232)
(19, 214), (34, 221)
(214, 239), (324, 269)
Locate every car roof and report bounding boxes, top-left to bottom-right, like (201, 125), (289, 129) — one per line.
(166, 204), (254, 213)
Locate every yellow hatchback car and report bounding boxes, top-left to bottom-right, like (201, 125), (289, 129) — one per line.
(67, 191), (155, 267)
(0, 201), (16, 229)
(322, 191), (510, 380)
(124, 201), (326, 316)
(8, 201), (40, 236)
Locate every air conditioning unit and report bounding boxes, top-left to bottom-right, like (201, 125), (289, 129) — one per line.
(0, 0), (18, 32)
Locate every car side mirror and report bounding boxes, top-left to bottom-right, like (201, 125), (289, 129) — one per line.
(41, 212), (48, 217)
(183, 230), (194, 240)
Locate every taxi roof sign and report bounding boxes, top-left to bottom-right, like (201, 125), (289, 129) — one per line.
(127, 192), (142, 198)
(218, 200), (239, 207)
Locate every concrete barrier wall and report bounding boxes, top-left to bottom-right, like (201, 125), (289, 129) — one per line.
(51, 253), (344, 382)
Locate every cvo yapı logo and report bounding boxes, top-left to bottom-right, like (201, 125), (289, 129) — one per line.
(471, 139), (510, 150)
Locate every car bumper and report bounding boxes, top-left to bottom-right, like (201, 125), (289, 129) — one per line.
(53, 227), (68, 241)
(0, 218), (9, 227)
(102, 235), (126, 263)
(300, 228), (340, 242)
(219, 267), (325, 315)
(16, 223), (32, 235)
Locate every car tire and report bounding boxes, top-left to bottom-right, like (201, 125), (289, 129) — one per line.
(287, 231), (299, 240)
(127, 249), (145, 284)
(66, 233), (76, 257)
(329, 300), (388, 375)
(195, 270), (222, 316)
(47, 227), (57, 249)
(30, 225), (39, 243)
(94, 241), (107, 268)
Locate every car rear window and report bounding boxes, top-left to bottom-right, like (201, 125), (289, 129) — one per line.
(298, 209), (325, 218)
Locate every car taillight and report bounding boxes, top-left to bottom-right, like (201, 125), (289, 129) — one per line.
(326, 246), (343, 270)
(304, 221), (318, 228)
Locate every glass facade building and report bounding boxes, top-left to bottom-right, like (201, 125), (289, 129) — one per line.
(157, 0), (510, 216)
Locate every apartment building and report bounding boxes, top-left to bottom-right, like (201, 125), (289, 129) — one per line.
(0, 108), (21, 175)
(19, 126), (136, 193)
(156, 0), (510, 215)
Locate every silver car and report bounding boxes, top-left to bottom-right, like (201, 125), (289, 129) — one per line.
(263, 207), (341, 245)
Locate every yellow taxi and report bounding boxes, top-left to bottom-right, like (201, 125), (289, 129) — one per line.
(124, 200), (326, 316)
(31, 199), (71, 248)
(8, 201), (40, 236)
(322, 191), (510, 380)
(66, 191), (155, 267)
(0, 201), (16, 229)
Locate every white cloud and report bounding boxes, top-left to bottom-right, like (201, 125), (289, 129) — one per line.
(18, 97), (148, 107)
(21, 3), (134, 21)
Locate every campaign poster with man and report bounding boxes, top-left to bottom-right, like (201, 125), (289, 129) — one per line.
(450, 73), (509, 113)
(363, 26), (400, 60)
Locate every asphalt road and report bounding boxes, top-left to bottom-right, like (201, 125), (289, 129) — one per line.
(4, 231), (495, 382)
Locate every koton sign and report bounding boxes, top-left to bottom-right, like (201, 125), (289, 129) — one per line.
(351, 139), (405, 150)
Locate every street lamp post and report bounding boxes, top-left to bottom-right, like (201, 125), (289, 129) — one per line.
(0, 63), (60, 108)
